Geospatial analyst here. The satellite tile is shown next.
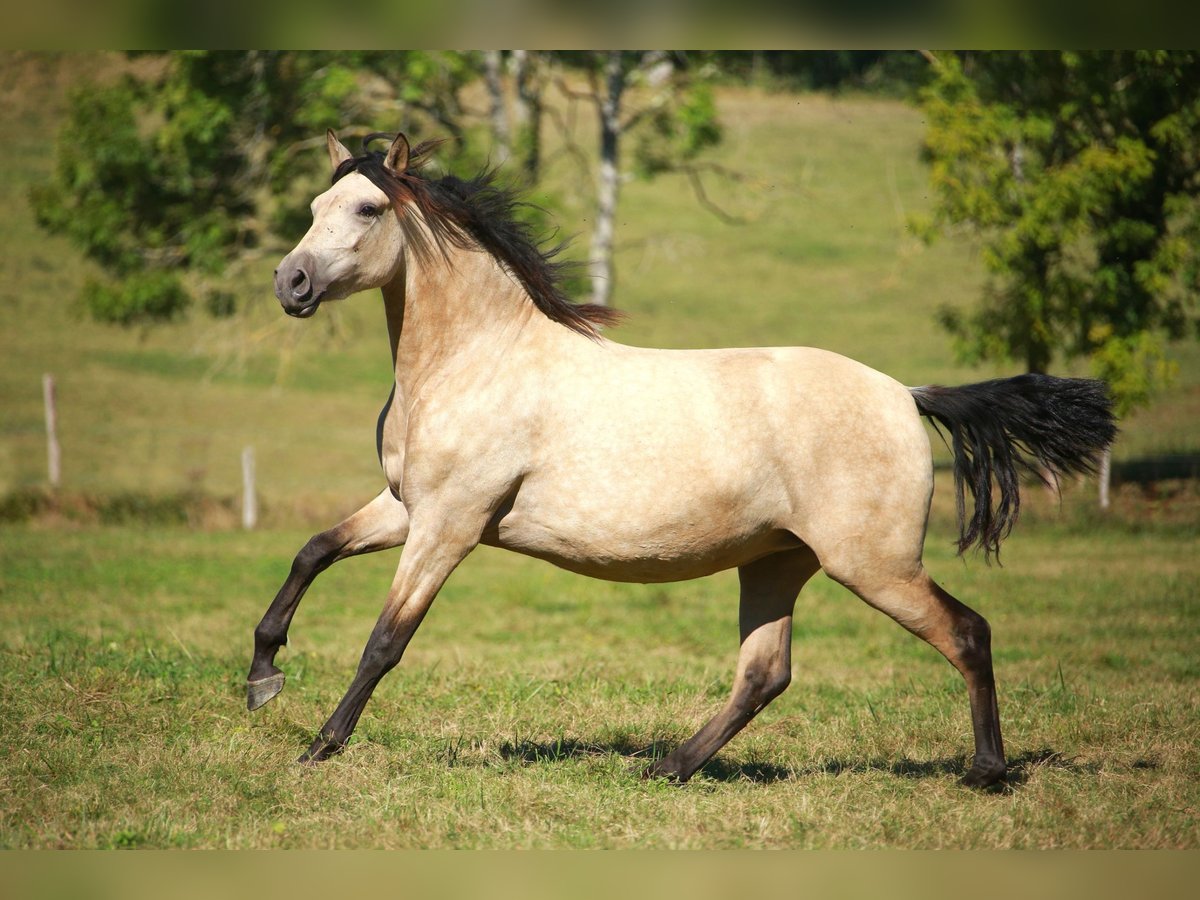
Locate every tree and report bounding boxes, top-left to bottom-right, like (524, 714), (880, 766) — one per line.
(482, 51), (510, 164)
(37, 51), (729, 324)
(31, 51), (479, 327)
(559, 51), (723, 308)
(917, 52), (1200, 500)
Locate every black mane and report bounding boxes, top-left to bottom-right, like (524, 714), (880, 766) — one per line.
(332, 135), (620, 339)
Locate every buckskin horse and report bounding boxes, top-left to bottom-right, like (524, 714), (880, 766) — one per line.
(247, 131), (1115, 788)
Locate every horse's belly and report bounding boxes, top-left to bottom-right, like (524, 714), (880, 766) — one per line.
(483, 491), (799, 583)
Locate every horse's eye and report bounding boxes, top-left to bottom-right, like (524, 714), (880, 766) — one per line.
(359, 204), (381, 218)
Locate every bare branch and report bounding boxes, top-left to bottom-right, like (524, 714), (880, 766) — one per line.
(683, 165), (748, 226)
(280, 126), (381, 159)
(917, 49), (944, 69)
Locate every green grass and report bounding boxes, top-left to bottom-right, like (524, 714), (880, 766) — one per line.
(0, 502), (1197, 849)
(1, 53), (1198, 849)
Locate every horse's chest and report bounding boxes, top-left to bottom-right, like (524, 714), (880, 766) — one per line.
(378, 401), (407, 493)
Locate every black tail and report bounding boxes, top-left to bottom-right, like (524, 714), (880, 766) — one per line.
(910, 374), (1116, 561)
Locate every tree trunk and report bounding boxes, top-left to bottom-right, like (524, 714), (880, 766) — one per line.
(483, 51), (509, 163)
(511, 50), (543, 183)
(589, 51), (625, 309)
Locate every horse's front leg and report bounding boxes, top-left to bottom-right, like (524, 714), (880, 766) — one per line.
(299, 518), (479, 763)
(247, 488), (410, 711)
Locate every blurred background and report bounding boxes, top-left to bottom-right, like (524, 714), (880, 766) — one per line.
(1, 50), (1197, 528)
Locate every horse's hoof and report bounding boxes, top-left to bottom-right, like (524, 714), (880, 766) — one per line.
(641, 760), (687, 784)
(297, 734), (344, 765)
(960, 760), (1007, 790)
(246, 672), (286, 711)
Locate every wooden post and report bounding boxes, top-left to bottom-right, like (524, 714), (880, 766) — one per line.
(43, 373), (61, 488)
(242, 446), (257, 530)
(1099, 446), (1112, 511)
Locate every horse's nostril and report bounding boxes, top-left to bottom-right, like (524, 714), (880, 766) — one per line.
(290, 268), (312, 301)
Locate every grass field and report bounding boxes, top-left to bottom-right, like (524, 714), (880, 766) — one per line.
(1, 53), (1198, 849)
(1, 499), (1197, 849)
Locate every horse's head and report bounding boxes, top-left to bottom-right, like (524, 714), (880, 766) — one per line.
(274, 131), (411, 318)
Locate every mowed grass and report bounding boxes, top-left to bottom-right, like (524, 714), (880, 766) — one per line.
(1, 496), (1197, 849)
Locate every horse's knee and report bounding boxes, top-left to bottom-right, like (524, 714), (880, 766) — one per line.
(295, 532), (339, 574)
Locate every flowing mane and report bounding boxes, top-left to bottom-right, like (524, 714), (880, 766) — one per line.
(332, 134), (620, 339)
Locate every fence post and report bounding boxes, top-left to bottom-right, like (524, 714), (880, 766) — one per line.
(1098, 446), (1111, 511)
(242, 445), (257, 530)
(43, 373), (61, 488)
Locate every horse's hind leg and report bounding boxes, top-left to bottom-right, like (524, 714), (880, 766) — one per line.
(247, 488), (409, 711)
(645, 547), (820, 783)
(831, 566), (1007, 788)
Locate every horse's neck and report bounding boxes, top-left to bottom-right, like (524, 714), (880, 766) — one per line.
(381, 245), (546, 400)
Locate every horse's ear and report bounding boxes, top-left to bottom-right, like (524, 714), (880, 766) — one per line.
(327, 130), (353, 172)
(384, 132), (410, 173)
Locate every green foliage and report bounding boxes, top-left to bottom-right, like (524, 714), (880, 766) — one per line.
(31, 52), (481, 328)
(82, 271), (189, 326)
(1088, 326), (1179, 418)
(634, 79), (723, 179)
(919, 51), (1200, 401)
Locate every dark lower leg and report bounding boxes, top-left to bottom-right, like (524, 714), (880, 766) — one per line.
(247, 490), (409, 709)
(840, 572), (1007, 788)
(248, 533), (337, 684)
(904, 579), (1006, 787)
(949, 598), (1006, 786)
(300, 619), (412, 762)
(646, 549), (815, 782)
(961, 684), (1006, 788)
(645, 666), (787, 782)
(298, 533), (464, 763)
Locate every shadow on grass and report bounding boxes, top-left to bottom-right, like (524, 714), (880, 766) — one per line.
(498, 739), (1092, 788)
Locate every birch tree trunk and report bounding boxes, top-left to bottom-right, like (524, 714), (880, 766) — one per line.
(589, 51), (625, 309)
(511, 50), (543, 183)
(483, 51), (510, 163)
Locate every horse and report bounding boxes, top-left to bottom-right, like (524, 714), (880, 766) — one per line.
(247, 130), (1115, 789)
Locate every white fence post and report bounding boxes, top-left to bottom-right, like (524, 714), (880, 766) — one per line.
(1098, 446), (1112, 511)
(242, 445), (257, 530)
(43, 373), (61, 488)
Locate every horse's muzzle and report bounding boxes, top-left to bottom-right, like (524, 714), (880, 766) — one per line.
(275, 252), (323, 318)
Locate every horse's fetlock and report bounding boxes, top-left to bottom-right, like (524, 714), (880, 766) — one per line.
(253, 622), (284, 651)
